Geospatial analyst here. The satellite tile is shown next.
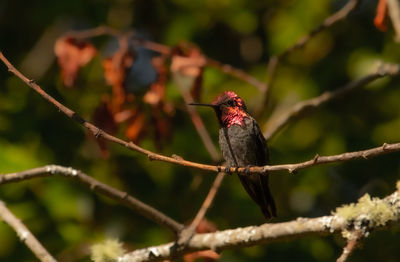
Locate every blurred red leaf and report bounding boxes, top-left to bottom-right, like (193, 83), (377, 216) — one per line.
(102, 45), (134, 113)
(92, 98), (117, 157)
(374, 0), (388, 31)
(143, 56), (167, 106)
(54, 37), (96, 87)
(152, 114), (171, 149)
(126, 111), (145, 142)
(183, 250), (221, 262)
(196, 219), (217, 233)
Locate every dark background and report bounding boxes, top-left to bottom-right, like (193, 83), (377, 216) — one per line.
(1, 0), (400, 261)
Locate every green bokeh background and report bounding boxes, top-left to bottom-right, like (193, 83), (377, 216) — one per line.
(1, 0), (400, 261)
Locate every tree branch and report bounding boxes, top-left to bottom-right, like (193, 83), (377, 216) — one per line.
(0, 165), (183, 234)
(336, 230), (362, 262)
(118, 185), (400, 261)
(173, 74), (221, 161)
(257, 0), (361, 114)
(1, 52), (400, 176)
(189, 172), (225, 231)
(205, 58), (267, 92)
(178, 172), (226, 244)
(263, 62), (400, 140)
(387, 0), (400, 42)
(0, 200), (57, 262)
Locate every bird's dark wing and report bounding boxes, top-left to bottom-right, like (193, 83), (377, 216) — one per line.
(248, 117), (276, 218)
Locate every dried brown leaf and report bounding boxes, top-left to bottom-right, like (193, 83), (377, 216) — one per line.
(126, 111), (145, 142)
(92, 98), (117, 157)
(102, 47), (134, 113)
(54, 37), (96, 87)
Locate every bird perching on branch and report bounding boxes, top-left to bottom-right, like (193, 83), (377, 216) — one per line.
(190, 91), (276, 219)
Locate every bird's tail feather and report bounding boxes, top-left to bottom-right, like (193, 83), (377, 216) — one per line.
(237, 173), (277, 219)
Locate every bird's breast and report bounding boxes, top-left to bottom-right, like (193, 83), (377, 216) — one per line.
(218, 120), (258, 166)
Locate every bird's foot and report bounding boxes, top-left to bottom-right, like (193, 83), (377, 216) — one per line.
(223, 165), (235, 175)
(243, 165), (254, 175)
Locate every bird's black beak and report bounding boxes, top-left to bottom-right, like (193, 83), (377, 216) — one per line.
(188, 102), (216, 108)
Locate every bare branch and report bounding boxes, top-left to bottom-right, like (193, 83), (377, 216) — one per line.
(0, 52), (218, 172)
(263, 63), (400, 140)
(0, 200), (57, 262)
(387, 0), (400, 42)
(118, 187), (400, 262)
(254, 142), (400, 173)
(1, 52), (400, 176)
(257, 0), (361, 113)
(0, 165), (183, 234)
(64, 25), (122, 39)
(178, 172), (226, 244)
(190, 172), (225, 231)
(281, 0), (361, 60)
(173, 74), (221, 161)
(122, 216), (347, 262)
(336, 230), (362, 262)
(205, 58), (266, 92)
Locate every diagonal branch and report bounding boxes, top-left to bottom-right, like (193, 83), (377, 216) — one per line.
(0, 52), (218, 172)
(257, 0), (361, 113)
(0, 200), (57, 262)
(0, 165), (183, 234)
(178, 172), (226, 244)
(263, 62), (400, 140)
(336, 230), (363, 262)
(205, 58), (267, 92)
(173, 74), (221, 161)
(188, 173), (225, 228)
(279, 0), (361, 61)
(118, 185), (400, 262)
(1, 52), (400, 175)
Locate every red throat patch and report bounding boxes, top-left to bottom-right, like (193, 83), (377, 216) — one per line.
(221, 107), (248, 127)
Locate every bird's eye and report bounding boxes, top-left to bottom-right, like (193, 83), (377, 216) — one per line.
(227, 100), (235, 106)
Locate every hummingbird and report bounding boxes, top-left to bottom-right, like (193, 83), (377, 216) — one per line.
(189, 91), (276, 219)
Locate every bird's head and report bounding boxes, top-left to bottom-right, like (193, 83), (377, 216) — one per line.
(189, 91), (248, 127)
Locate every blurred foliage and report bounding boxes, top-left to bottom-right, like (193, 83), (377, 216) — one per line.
(1, 0), (400, 261)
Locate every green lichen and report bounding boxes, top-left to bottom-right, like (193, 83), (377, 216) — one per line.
(333, 193), (396, 239)
(91, 239), (125, 262)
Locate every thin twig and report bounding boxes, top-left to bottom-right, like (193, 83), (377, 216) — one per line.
(178, 172), (226, 244)
(1, 52), (400, 175)
(0, 200), (57, 262)
(281, 0), (361, 60)
(0, 165), (183, 234)
(387, 0), (400, 42)
(174, 75), (224, 243)
(336, 230), (363, 262)
(173, 74), (220, 161)
(120, 187), (400, 262)
(65, 25), (121, 39)
(263, 63), (400, 140)
(257, 0), (361, 114)
(205, 58), (266, 92)
(190, 172), (226, 228)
